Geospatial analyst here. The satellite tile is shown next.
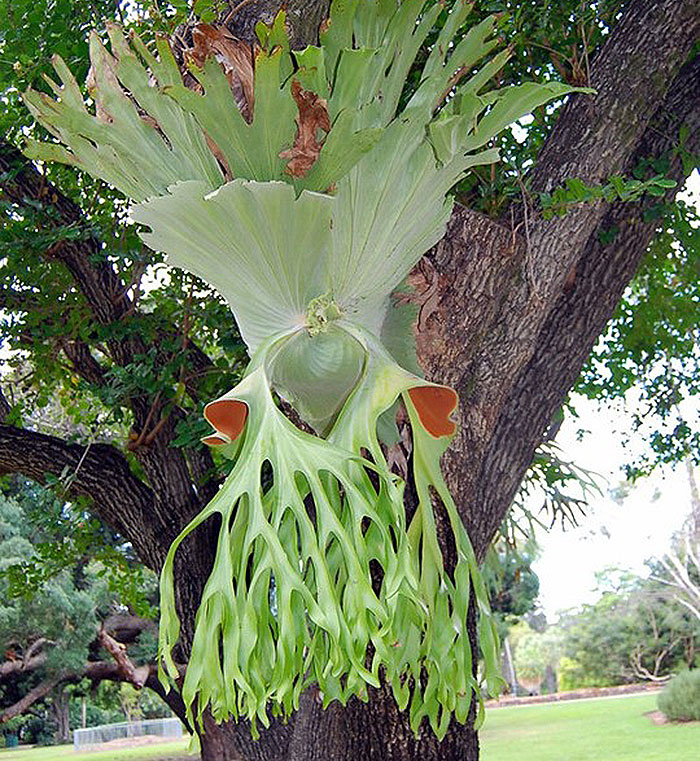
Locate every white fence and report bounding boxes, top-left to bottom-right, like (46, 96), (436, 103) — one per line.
(73, 717), (183, 751)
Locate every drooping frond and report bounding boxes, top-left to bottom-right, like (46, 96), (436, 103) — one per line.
(24, 0), (589, 738)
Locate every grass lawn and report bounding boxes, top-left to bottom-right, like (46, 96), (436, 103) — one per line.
(2, 694), (697, 760)
(480, 693), (699, 761)
(0, 739), (196, 761)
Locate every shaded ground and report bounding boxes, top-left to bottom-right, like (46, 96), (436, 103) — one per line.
(644, 710), (669, 725)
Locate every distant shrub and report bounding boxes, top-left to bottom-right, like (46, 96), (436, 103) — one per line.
(558, 657), (605, 692)
(658, 670), (700, 721)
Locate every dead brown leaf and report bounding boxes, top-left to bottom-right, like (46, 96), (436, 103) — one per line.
(190, 23), (255, 122)
(204, 133), (233, 180)
(385, 403), (412, 481)
(280, 79), (331, 178)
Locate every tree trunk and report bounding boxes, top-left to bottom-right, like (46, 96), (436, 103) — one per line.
(108, 0), (700, 758)
(53, 686), (70, 745)
(1, 0), (699, 759)
(502, 637), (519, 697)
(542, 666), (557, 696)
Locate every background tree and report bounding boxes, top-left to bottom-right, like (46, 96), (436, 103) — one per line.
(653, 465), (700, 622)
(483, 537), (541, 695)
(511, 623), (561, 695)
(557, 571), (699, 689)
(0, 483), (177, 743)
(0, 1), (698, 759)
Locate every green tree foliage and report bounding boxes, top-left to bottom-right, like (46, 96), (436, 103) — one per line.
(0, 491), (101, 674)
(0, 481), (161, 742)
(483, 541), (540, 638)
(1, 477), (157, 618)
(557, 572), (700, 689)
(578, 196), (700, 478)
(511, 624), (561, 688)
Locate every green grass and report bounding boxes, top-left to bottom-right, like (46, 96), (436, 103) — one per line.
(0, 739), (195, 761)
(3, 694), (698, 760)
(480, 693), (700, 761)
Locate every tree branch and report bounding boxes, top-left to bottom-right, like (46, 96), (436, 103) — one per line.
(22, 638), (55, 665)
(468, 48), (700, 549)
(97, 628), (150, 688)
(0, 662), (184, 725)
(0, 389), (10, 422)
(58, 338), (107, 387)
(417, 0), (700, 555)
(0, 142), (134, 340)
(102, 613), (156, 644)
(0, 653), (47, 679)
(0, 424), (162, 569)
(629, 645), (672, 683)
(0, 613), (191, 727)
(0, 675), (63, 723)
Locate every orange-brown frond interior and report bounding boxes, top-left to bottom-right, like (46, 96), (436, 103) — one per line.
(407, 386), (458, 438)
(204, 399), (248, 441)
(202, 434), (228, 446)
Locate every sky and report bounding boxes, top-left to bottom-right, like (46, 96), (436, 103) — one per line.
(533, 394), (694, 619)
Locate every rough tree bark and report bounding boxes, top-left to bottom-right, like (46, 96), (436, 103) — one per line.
(53, 686), (70, 744)
(0, 0), (698, 758)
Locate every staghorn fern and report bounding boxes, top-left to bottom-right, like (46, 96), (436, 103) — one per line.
(24, 0), (588, 738)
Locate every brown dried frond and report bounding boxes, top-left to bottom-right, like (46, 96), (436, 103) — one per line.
(280, 79), (331, 178)
(190, 23), (255, 122)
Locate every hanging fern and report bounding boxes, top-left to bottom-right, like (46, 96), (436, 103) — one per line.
(24, 0), (587, 738)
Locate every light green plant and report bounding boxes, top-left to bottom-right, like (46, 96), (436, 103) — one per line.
(23, 0), (586, 738)
(658, 669), (700, 721)
(540, 173), (677, 219)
